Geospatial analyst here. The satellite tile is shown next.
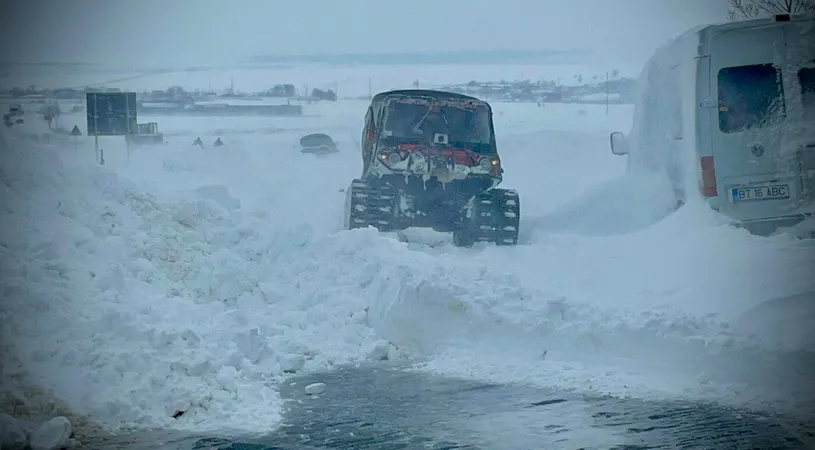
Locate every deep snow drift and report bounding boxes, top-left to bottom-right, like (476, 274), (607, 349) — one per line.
(1, 99), (814, 438)
(0, 129), (399, 432)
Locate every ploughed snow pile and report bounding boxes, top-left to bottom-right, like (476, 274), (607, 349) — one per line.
(0, 137), (568, 434)
(1, 413), (75, 450)
(0, 139), (384, 432)
(530, 167), (679, 237)
(415, 200), (815, 414)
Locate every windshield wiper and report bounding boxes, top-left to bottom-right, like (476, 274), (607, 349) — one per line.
(411, 103), (449, 135)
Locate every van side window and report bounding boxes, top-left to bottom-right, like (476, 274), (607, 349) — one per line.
(799, 67), (815, 121)
(717, 64), (786, 133)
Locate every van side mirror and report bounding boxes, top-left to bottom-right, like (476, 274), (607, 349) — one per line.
(610, 132), (628, 156)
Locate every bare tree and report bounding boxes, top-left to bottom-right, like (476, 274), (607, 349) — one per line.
(727, 0), (815, 20)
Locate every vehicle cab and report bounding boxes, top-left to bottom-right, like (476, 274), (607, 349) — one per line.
(360, 90), (502, 189)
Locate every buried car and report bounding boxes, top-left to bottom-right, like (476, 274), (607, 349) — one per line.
(343, 89), (520, 246)
(299, 133), (339, 155)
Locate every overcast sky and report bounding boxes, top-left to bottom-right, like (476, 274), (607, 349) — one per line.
(0, 0), (730, 66)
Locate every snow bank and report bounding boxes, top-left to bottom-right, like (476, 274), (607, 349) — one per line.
(412, 199), (815, 413)
(735, 290), (815, 352)
(620, 25), (707, 208)
(0, 413), (29, 450)
(0, 137), (381, 433)
(29, 416), (73, 450)
(0, 413), (77, 450)
(530, 168), (679, 236)
(2, 132), (598, 434)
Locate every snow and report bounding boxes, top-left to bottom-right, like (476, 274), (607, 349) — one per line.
(0, 413), (29, 450)
(304, 383), (326, 395)
(29, 417), (72, 450)
(0, 413), (74, 450)
(0, 126), (377, 432)
(1, 62), (814, 439)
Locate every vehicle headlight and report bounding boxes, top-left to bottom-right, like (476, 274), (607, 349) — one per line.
(387, 152), (402, 165)
(478, 157), (492, 170)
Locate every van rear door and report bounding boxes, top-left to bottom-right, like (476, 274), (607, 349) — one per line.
(708, 24), (798, 222)
(782, 18), (815, 214)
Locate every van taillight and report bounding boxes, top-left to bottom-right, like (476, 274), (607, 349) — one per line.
(699, 156), (718, 197)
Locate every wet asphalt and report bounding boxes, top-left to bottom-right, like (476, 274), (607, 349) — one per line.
(86, 363), (815, 450)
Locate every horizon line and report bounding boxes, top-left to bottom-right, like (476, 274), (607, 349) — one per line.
(0, 49), (605, 67)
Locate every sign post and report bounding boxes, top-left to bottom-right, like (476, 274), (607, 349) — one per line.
(125, 94), (132, 162)
(86, 92), (138, 165)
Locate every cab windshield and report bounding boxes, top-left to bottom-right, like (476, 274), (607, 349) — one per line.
(382, 97), (493, 145)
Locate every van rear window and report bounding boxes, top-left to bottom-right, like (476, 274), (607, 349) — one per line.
(799, 67), (815, 121)
(717, 64), (785, 133)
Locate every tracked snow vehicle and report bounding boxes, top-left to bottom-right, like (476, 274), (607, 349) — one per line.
(126, 122), (164, 146)
(344, 89), (520, 246)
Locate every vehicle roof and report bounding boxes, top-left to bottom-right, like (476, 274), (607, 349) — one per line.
(698, 13), (813, 36)
(371, 89), (483, 103)
(300, 133), (334, 145)
(690, 14), (814, 61)
(640, 15), (814, 66)
(301, 132), (332, 139)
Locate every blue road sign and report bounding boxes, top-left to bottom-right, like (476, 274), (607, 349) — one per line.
(86, 92), (137, 136)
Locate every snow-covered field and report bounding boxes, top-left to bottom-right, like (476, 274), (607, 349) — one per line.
(2, 67), (814, 442)
(2, 62), (640, 95)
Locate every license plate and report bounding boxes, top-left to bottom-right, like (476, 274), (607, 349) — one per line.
(731, 184), (790, 202)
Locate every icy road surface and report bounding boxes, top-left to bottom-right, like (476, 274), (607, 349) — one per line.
(87, 364), (814, 450)
(1, 98), (814, 444)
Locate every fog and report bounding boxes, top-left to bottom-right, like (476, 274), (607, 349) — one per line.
(1, 0), (729, 67)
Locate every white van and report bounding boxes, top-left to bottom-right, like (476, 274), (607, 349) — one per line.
(609, 14), (815, 235)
